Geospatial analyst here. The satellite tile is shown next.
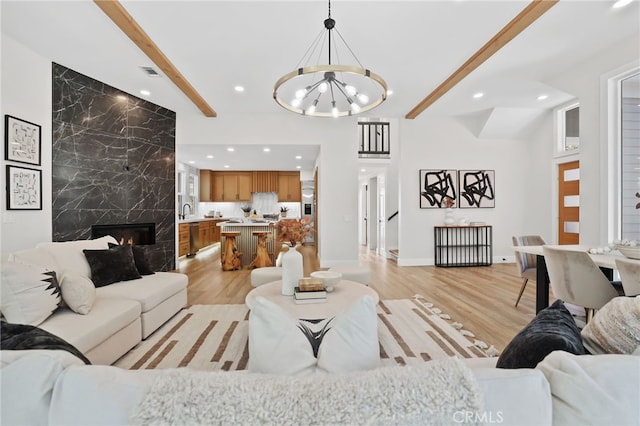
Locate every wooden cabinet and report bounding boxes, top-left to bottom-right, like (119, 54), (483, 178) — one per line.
(199, 170), (213, 202)
(178, 223), (190, 257)
(278, 171), (301, 202)
(207, 171), (252, 201)
(252, 171), (279, 193)
(210, 220), (222, 244)
(199, 222), (210, 247)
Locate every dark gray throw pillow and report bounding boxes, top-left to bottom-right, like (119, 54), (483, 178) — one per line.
(496, 299), (587, 369)
(83, 244), (142, 287)
(108, 243), (155, 275)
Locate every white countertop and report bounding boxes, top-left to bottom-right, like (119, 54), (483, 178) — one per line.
(178, 217), (226, 224)
(217, 221), (277, 227)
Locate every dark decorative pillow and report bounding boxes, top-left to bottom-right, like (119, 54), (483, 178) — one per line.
(496, 299), (586, 369)
(83, 245), (142, 287)
(108, 243), (155, 275)
(1, 319), (91, 364)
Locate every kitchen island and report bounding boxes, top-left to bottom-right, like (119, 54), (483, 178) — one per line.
(217, 220), (278, 267)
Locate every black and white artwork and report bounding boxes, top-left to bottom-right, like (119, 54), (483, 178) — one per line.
(6, 165), (42, 210)
(458, 170), (495, 208)
(419, 169), (457, 209)
(4, 115), (41, 166)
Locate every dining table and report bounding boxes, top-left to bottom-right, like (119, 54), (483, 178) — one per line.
(511, 244), (640, 314)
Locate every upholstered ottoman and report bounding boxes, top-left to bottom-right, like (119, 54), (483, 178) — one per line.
(250, 267), (282, 287)
(328, 265), (371, 285)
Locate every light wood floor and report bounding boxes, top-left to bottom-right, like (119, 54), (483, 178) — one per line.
(177, 244), (536, 350)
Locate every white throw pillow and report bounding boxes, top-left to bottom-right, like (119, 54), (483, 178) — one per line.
(248, 296), (317, 376)
(0, 262), (62, 326)
(36, 236), (117, 279)
(248, 295), (379, 375)
(316, 295), (379, 373)
(581, 296), (640, 355)
(59, 270), (96, 315)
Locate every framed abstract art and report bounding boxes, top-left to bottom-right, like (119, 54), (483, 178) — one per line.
(458, 170), (495, 208)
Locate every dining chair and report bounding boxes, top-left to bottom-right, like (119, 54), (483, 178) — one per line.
(512, 235), (546, 307)
(543, 246), (620, 323)
(615, 257), (640, 296)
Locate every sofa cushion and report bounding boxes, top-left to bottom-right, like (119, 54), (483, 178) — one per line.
(39, 297), (141, 355)
(0, 352), (73, 425)
(8, 247), (59, 271)
(0, 261), (62, 326)
(497, 299), (586, 369)
(536, 351), (640, 425)
(96, 272), (187, 313)
(37, 236), (117, 279)
(108, 243), (155, 276)
(1, 320), (91, 364)
(248, 295), (379, 375)
(58, 270), (96, 315)
(83, 245), (142, 287)
(581, 295), (640, 355)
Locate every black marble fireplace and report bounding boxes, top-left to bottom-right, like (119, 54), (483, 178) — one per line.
(91, 223), (156, 245)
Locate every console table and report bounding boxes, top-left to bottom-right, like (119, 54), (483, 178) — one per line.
(434, 225), (493, 267)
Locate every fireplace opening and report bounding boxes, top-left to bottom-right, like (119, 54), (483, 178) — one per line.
(91, 223), (156, 245)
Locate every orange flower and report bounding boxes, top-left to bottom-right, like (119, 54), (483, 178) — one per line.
(269, 217), (315, 246)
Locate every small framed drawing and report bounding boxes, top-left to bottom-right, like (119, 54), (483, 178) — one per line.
(6, 165), (42, 210)
(458, 170), (495, 208)
(4, 115), (41, 166)
(419, 169), (457, 208)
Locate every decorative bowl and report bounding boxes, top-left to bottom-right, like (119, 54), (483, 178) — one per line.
(617, 245), (640, 260)
(310, 270), (342, 292)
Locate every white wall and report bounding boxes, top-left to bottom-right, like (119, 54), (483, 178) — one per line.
(176, 113), (360, 266)
(1, 36), (52, 253)
(547, 34), (640, 247)
(397, 114), (550, 266)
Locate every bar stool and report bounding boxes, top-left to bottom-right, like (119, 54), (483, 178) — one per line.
(221, 232), (242, 271)
(248, 231), (273, 269)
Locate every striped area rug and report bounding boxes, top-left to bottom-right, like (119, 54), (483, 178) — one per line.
(114, 296), (499, 371)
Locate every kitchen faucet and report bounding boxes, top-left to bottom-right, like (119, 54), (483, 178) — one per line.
(180, 203), (192, 220)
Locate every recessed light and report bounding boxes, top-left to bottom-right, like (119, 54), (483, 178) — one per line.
(537, 94), (549, 101)
(361, 168), (366, 172)
(263, 148), (271, 152)
(188, 160), (195, 164)
(387, 90), (394, 96)
(296, 165), (301, 169)
(206, 155), (214, 159)
(234, 86), (245, 92)
(613, 0), (633, 8)
(224, 165), (230, 168)
(140, 90), (151, 96)
(473, 92), (484, 99)
(227, 147), (235, 152)
(295, 155), (302, 159)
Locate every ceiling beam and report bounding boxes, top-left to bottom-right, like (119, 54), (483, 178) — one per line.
(93, 0), (217, 117)
(405, 0), (558, 120)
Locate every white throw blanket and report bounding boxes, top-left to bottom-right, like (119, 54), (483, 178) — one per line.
(131, 357), (484, 425)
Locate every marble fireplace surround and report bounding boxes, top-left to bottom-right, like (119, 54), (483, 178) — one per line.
(51, 63), (176, 271)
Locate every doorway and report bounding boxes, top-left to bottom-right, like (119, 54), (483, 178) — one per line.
(558, 160), (580, 244)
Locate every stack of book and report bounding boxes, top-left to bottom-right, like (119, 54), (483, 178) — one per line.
(294, 278), (327, 304)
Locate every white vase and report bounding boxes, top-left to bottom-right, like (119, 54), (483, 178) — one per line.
(444, 208), (455, 225)
(281, 243), (303, 296)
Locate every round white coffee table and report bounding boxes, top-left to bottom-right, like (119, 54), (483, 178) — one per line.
(245, 279), (379, 319)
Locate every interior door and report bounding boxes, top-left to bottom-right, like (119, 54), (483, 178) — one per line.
(558, 161), (580, 244)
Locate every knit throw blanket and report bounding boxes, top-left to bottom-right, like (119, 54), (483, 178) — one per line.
(131, 357), (484, 426)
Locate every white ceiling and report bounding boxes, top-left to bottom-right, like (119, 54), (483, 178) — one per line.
(2, 0), (639, 176)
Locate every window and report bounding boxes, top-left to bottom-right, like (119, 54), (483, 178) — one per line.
(557, 103), (580, 153)
(620, 72), (640, 241)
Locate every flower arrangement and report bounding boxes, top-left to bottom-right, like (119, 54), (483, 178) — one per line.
(280, 206), (289, 213)
(269, 217), (314, 246)
(240, 205), (252, 213)
(442, 196), (455, 208)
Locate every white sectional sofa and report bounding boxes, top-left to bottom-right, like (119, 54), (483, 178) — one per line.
(1, 349), (638, 425)
(3, 236), (187, 365)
